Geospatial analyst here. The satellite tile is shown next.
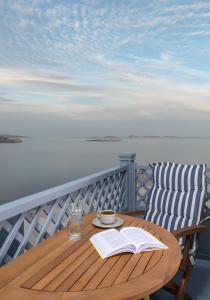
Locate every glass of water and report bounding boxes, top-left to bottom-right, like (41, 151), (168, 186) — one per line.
(69, 204), (83, 240)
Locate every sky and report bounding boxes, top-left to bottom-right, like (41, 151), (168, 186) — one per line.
(1, 0), (210, 137)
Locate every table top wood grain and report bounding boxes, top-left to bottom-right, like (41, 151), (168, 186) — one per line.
(0, 212), (181, 300)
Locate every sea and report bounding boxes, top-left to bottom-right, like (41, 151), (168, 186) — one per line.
(1, 136), (210, 205)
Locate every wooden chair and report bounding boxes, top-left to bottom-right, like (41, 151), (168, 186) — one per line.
(123, 162), (208, 300)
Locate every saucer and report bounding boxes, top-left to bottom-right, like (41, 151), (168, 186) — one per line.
(92, 217), (124, 228)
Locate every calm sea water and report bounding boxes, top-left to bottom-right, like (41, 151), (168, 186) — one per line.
(1, 137), (210, 204)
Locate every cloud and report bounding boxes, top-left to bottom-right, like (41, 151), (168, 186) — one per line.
(1, 0), (210, 135)
(187, 31), (210, 37)
(1, 59), (210, 125)
(1, 0), (210, 67)
(0, 68), (77, 86)
(0, 96), (14, 102)
(1, 69), (210, 124)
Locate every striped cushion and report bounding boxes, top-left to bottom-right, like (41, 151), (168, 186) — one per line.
(144, 162), (206, 258)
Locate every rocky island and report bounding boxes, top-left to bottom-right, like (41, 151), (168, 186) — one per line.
(0, 135), (23, 143)
(86, 136), (122, 142)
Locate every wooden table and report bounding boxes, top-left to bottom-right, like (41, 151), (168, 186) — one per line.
(0, 212), (181, 300)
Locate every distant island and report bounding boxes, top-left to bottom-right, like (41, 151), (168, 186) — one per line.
(126, 135), (210, 139)
(86, 135), (180, 142)
(86, 136), (122, 142)
(85, 135), (210, 142)
(0, 134), (26, 144)
(127, 135), (178, 139)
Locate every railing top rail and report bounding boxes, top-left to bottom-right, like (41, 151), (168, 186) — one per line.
(135, 164), (210, 173)
(0, 165), (127, 222)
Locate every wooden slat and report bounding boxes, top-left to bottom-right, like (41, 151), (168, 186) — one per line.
(42, 243), (95, 291)
(0, 212), (95, 287)
(22, 227), (99, 289)
(129, 252), (154, 280)
(111, 223), (161, 284)
(113, 253), (144, 285)
(82, 220), (133, 290)
(15, 240), (76, 287)
(98, 222), (138, 288)
(144, 250), (163, 272)
(98, 253), (132, 288)
(56, 220), (133, 291)
(84, 255), (120, 290)
(56, 250), (99, 291)
(12, 219), (95, 288)
(32, 241), (91, 290)
(70, 257), (106, 291)
(0, 230), (68, 289)
(0, 285), (63, 300)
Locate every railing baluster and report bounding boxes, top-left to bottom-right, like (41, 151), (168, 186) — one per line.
(104, 175), (119, 210)
(0, 212), (26, 264)
(95, 179), (107, 211)
(100, 179), (112, 210)
(35, 199), (59, 245)
(115, 175), (126, 211)
(86, 182), (100, 212)
(81, 186), (92, 213)
(52, 197), (71, 234)
(13, 206), (43, 258)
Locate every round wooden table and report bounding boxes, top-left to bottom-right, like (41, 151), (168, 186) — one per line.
(0, 212), (181, 300)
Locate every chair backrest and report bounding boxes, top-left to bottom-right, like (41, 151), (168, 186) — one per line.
(144, 162), (206, 255)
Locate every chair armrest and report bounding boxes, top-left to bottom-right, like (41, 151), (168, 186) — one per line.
(121, 210), (145, 216)
(172, 225), (207, 239)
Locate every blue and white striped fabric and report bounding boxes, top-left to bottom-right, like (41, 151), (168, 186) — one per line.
(144, 162), (206, 259)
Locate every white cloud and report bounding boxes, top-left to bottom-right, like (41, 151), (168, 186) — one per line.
(187, 30), (210, 36)
(1, 64), (210, 123)
(1, 0), (210, 131)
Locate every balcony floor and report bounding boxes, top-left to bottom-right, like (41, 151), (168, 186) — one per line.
(152, 259), (210, 300)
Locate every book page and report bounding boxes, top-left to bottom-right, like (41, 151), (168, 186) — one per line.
(90, 229), (134, 259)
(120, 227), (167, 252)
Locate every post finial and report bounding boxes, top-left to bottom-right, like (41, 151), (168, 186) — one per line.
(118, 153), (136, 163)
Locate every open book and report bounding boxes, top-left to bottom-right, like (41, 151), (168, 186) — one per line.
(90, 227), (168, 259)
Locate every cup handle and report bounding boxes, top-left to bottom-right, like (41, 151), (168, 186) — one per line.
(97, 211), (101, 219)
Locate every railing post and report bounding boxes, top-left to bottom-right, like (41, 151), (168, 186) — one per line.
(118, 153), (136, 211)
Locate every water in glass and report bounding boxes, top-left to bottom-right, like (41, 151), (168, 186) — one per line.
(69, 206), (83, 240)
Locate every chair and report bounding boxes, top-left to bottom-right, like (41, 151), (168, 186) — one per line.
(123, 162), (208, 300)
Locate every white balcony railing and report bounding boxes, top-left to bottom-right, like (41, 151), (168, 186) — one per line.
(0, 153), (210, 265)
(0, 161), (128, 264)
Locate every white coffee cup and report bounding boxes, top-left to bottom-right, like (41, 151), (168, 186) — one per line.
(97, 210), (116, 224)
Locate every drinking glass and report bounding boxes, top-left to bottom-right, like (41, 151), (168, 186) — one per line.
(69, 204), (83, 240)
